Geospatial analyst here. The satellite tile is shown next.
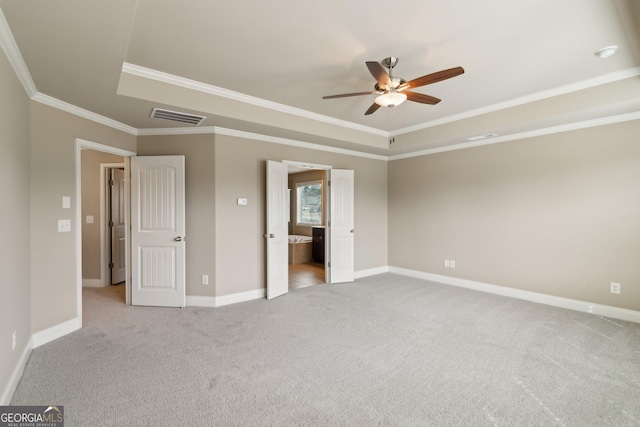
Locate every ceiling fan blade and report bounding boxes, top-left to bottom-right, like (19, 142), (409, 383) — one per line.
(364, 103), (381, 115)
(366, 61), (391, 87)
(402, 66), (464, 90)
(405, 92), (441, 105)
(322, 91), (376, 99)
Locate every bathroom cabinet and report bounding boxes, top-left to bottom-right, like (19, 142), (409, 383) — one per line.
(312, 227), (325, 263)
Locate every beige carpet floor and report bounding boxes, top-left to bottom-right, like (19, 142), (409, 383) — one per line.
(11, 273), (640, 426)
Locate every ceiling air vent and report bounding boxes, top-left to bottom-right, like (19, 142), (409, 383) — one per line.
(150, 108), (206, 125)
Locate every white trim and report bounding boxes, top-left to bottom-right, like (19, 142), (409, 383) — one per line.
(31, 317), (81, 348)
(354, 266), (390, 279)
(388, 267), (640, 324)
(389, 111), (640, 160)
(0, 8), (37, 97)
(122, 62), (388, 137)
(137, 126), (218, 136)
(82, 279), (105, 288)
(215, 127), (388, 161)
(185, 295), (216, 308)
(390, 66), (640, 136)
(0, 341), (32, 405)
(215, 289), (266, 307)
(33, 93), (137, 135)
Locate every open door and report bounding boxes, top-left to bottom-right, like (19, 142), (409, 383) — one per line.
(130, 156), (186, 307)
(266, 160), (289, 299)
(109, 168), (126, 284)
(329, 169), (354, 284)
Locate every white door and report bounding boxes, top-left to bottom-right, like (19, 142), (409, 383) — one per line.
(266, 160), (289, 299)
(130, 156), (186, 307)
(329, 169), (355, 283)
(110, 168), (126, 284)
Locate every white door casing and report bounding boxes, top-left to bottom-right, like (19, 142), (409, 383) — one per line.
(329, 169), (355, 284)
(266, 160), (289, 299)
(110, 168), (126, 284)
(131, 156), (186, 307)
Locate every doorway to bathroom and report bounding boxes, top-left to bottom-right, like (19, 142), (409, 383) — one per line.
(286, 162), (328, 290)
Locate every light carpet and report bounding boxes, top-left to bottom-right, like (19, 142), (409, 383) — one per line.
(11, 274), (640, 426)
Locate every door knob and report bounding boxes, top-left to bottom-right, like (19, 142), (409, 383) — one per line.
(350, 229), (355, 233)
(175, 236), (183, 242)
(269, 233), (275, 238)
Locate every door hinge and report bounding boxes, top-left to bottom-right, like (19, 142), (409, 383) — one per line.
(109, 179), (114, 186)
(109, 262), (114, 269)
(328, 221), (331, 227)
(328, 262), (331, 267)
(109, 221), (114, 227)
(328, 180), (331, 187)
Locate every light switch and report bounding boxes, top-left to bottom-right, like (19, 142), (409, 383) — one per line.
(62, 196), (71, 209)
(237, 198), (248, 206)
(58, 219), (71, 233)
(86, 216), (94, 224)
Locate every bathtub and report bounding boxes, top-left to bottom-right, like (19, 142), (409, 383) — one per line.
(288, 235), (313, 264)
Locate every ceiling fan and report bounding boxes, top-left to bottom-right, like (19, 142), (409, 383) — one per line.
(322, 57), (464, 115)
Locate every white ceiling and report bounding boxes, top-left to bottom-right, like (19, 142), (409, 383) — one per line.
(1, 0), (639, 156)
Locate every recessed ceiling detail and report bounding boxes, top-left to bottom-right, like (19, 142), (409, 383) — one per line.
(150, 108), (206, 125)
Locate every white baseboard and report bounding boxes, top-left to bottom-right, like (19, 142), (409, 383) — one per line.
(185, 295), (216, 308)
(215, 288), (265, 307)
(389, 267), (640, 324)
(82, 279), (105, 288)
(186, 289), (266, 308)
(355, 266), (389, 279)
(0, 340), (32, 405)
(31, 317), (81, 348)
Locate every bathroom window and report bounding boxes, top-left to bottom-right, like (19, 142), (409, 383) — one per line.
(296, 180), (322, 225)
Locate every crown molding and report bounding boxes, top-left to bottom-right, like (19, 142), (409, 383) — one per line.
(391, 67), (640, 136)
(137, 126), (218, 136)
(214, 127), (388, 161)
(32, 93), (138, 135)
(0, 8), (37, 97)
(122, 62), (389, 138)
(389, 110), (640, 160)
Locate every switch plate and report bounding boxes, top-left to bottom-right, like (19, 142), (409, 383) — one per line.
(610, 282), (621, 294)
(58, 219), (71, 232)
(444, 259), (450, 268)
(62, 196), (71, 209)
(450, 260), (456, 269)
(202, 275), (209, 285)
(237, 198), (248, 206)
(86, 215), (94, 224)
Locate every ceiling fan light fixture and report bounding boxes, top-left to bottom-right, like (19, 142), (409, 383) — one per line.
(375, 91), (407, 108)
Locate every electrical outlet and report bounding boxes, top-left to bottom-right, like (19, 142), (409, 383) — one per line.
(12, 331), (16, 351)
(444, 259), (450, 268)
(450, 260), (456, 269)
(610, 282), (621, 294)
(202, 275), (209, 285)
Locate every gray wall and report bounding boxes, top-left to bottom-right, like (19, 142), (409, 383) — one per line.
(81, 150), (124, 281)
(0, 37), (31, 401)
(389, 120), (640, 311)
(30, 102), (136, 333)
(215, 134), (388, 296)
(137, 134), (216, 298)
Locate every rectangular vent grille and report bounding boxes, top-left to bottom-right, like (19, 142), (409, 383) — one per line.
(150, 108), (206, 125)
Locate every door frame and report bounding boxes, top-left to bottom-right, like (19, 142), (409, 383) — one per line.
(100, 163), (125, 288)
(282, 160), (332, 281)
(75, 138), (136, 326)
